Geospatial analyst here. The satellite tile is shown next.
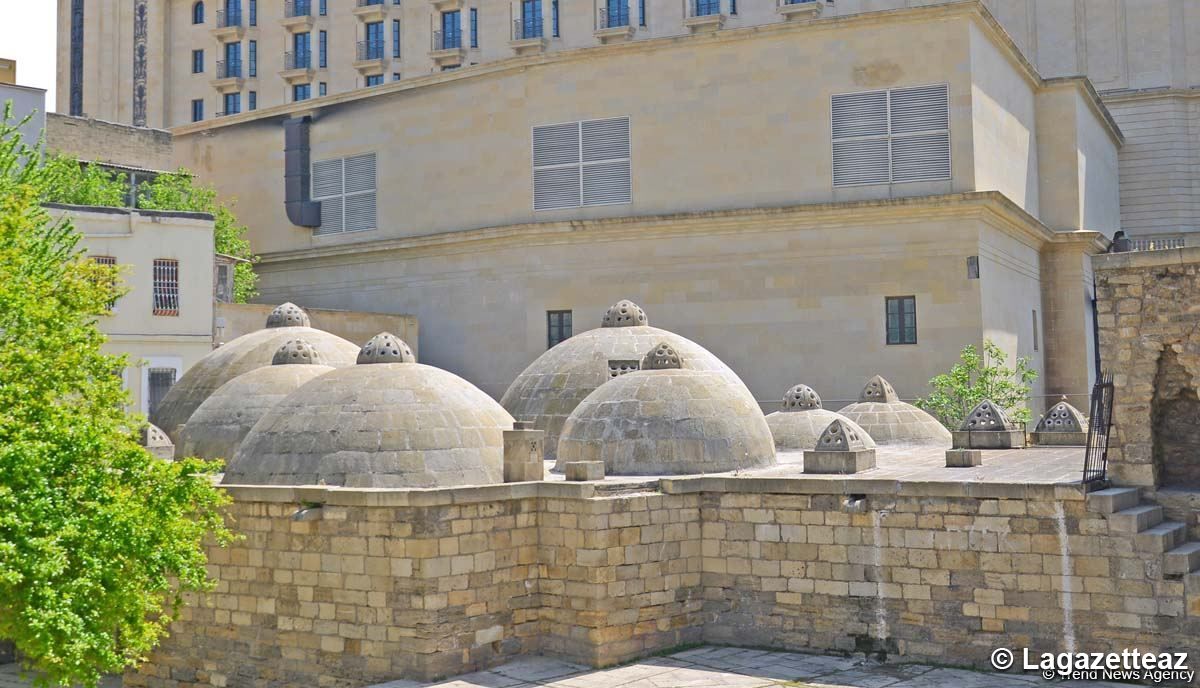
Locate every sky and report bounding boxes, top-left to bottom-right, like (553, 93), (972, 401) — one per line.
(0, 0), (58, 106)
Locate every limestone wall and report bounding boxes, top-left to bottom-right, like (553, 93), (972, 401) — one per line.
(45, 113), (174, 171)
(129, 478), (1200, 687)
(213, 302), (418, 353)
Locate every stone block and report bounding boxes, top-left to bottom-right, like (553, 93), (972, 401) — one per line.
(504, 426), (545, 482)
(564, 461), (605, 481)
(803, 449), (876, 474)
(1031, 431), (1087, 446)
(951, 429), (1025, 449)
(944, 449), (982, 467)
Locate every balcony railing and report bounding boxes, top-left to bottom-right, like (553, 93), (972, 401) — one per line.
(779, 0), (815, 4)
(284, 0), (312, 18)
(432, 29), (462, 50)
(216, 8), (242, 28)
(1129, 236), (1187, 252)
(686, 0), (720, 17)
(356, 0), (385, 6)
(284, 50), (312, 70)
(215, 59), (243, 78)
(357, 40), (386, 60)
(512, 17), (543, 40)
(597, 4), (631, 28)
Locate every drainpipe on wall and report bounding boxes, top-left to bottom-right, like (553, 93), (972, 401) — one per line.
(283, 115), (321, 227)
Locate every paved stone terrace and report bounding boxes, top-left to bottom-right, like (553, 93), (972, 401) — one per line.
(367, 646), (1126, 688)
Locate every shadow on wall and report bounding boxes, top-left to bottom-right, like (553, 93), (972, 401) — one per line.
(1152, 346), (1200, 489)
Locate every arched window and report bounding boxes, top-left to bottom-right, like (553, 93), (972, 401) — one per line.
(192, 1), (204, 24)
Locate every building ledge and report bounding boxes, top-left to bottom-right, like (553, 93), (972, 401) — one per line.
(776, 0), (821, 20)
(429, 47), (466, 66)
(280, 14), (315, 31)
(211, 24), (245, 42)
(683, 12), (725, 32)
(280, 67), (316, 84)
(351, 3), (389, 21)
(594, 24), (635, 43)
(429, 0), (463, 10)
(509, 36), (548, 55)
(210, 76), (245, 93)
(352, 57), (387, 75)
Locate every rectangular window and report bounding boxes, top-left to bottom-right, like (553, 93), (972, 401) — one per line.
(224, 41), (241, 76)
(320, 0), (326, 15)
(393, 72), (401, 81)
(147, 368), (177, 416)
(294, 83), (311, 101)
(191, 98), (204, 122)
(366, 74), (383, 87)
(392, 19), (401, 57)
(152, 259), (180, 316)
(639, 0), (645, 25)
(1032, 309), (1039, 352)
(730, 0), (736, 14)
(885, 296), (917, 345)
(533, 117), (631, 211)
(470, 8), (478, 47)
(192, 49), (204, 73)
(552, 0), (559, 37)
(365, 21), (384, 58)
(91, 255), (118, 311)
(312, 153), (377, 235)
(222, 92), (241, 115)
(547, 310), (572, 348)
(69, 0), (85, 116)
(319, 30), (328, 67)
(831, 83), (950, 187)
(249, 0), (257, 25)
(318, 81), (327, 96)
(249, 90), (257, 110)
(441, 11), (461, 48)
(248, 40), (257, 76)
(294, 31), (311, 67)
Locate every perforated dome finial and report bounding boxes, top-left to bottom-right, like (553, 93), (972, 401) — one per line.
(641, 342), (683, 370)
(357, 332), (416, 364)
(1035, 398), (1087, 433)
(859, 375), (898, 403)
(816, 419), (869, 451)
(601, 299), (649, 328)
(266, 302), (311, 328)
(960, 399), (1014, 431)
(272, 338), (325, 366)
(782, 384), (822, 411)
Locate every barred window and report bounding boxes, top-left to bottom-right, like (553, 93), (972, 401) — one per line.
(91, 255), (118, 311)
(152, 259), (179, 316)
(147, 367), (177, 415)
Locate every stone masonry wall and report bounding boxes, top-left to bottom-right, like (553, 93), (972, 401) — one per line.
(129, 478), (1200, 688)
(45, 113), (174, 171)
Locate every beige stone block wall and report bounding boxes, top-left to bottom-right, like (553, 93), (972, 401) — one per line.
(45, 113), (175, 171)
(214, 302), (418, 352)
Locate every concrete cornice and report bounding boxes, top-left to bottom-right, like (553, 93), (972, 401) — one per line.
(257, 191), (1061, 265)
(1042, 78), (1126, 147)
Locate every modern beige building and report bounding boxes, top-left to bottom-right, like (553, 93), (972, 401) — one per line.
(156, 1), (1118, 413)
(0, 58), (16, 85)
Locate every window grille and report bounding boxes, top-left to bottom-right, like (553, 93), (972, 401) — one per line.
(152, 259), (179, 316)
(147, 367), (177, 416)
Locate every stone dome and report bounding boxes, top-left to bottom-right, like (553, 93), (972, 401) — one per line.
(501, 299), (749, 464)
(1035, 398), (1088, 433)
(765, 384), (867, 451)
(557, 342), (775, 475)
(177, 339), (335, 461)
(224, 334), (513, 488)
(837, 375), (951, 447)
(150, 304), (359, 446)
(140, 423), (175, 460)
(815, 418), (876, 451)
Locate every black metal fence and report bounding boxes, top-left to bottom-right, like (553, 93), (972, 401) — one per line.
(1082, 372), (1115, 484)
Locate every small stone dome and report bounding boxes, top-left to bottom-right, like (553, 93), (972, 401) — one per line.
(815, 418), (876, 451)
(837, 375), (951, 447)
(557, 343), (775, 475)
(1035, 398), (1088, 433)
(501, 299), (750, 464)
(960, 399), (1015, 431)
(178, 339), (335, 461)
(141, 423), (175, 460)
(266, 302), (310, 328)
(224, 335), (513, 488)
(150, 304), (359, 446)
(357, 332), (416, 364)
(765, 383), (865, 450)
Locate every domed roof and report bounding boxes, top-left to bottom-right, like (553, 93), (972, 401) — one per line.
(501, 299), (749, 463)
(557, 342), (775, 475)
(177, 339), (335, 461)
(765, 383), (867, 450)
(150, 304), (359, 445)
(140, 423), (174, 460)
(837, 375), (951, 447)
(224, 334), (513, 488)
(960, 399), (1015, 432)
(814, 418), (876, 451)
(1035, 398), (1088, 433)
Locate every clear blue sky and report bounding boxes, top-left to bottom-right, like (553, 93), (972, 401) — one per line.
(0, 0), (58, 106)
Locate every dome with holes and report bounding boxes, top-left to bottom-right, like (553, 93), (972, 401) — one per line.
(224, 334), (513, 488)
(1035, 399), (1088, 434)
(141, 423), (175, 460)
(557, 342), (775, 475)
(177, 339), (336, 462)
(501, 299), (748, 465)
(836, 375), (951, 447)
(765, 384), (866, 451)
(150, 303), (359, 446)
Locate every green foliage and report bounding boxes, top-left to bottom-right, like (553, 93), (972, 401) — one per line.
(917, 340), (1038, 429)
(137, 171), (258, 302)
(0, 103), (233, 688)
(39, 155), (130, 208)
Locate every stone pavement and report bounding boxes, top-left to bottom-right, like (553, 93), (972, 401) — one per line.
(369, 646), (1128, 688)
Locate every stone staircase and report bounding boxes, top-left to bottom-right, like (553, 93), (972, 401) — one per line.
(1089, 487), (1200, 577)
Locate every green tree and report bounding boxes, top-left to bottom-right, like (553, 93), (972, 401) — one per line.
(0, 105), (233, 688)
(38, 154), (130, 208)
(917, 340), (1038, 429)
(137, 171), (258, 302)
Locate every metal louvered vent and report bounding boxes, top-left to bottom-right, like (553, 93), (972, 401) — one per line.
(311, 153), (377, 234)
(831, 84), (950, 187)
(533, 117), (631, 210)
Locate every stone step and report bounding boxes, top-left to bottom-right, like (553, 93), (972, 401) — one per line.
(1164, 542), (1200, 576)
(1087, 487), (1141, 514)
(1108, 505), (1164, 534)
(1136, 522), (1189, 554)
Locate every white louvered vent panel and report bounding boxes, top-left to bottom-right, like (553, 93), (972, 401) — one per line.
(316, 196), (344, 235)
(344, 191), (377, 232)
(581, 117), (630, 163)
(533, 122), (581, 167)
(889, 84), (949, 134)
(832, 139), (889, 187)
(891, 133), (951, 183)
(831, 91), (888, 139)
(582, 160), (631, 206)
(344, 153), (377, 194)
(312, 158), (343, 198)
(534, 167), (582, 210)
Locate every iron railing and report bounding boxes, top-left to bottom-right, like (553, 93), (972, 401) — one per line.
(284, 0), (312, 17)
(215, 59), (242, 78)
(777, 0), (815, 5)
(284, 50), (312, 70)
(216, 8), (242, 27)
(357, 40), (385, 60)
(432, 29), (462, 50)
(1082, 372), (1115, 484)
(356, 0), (385, 6)
(597, 4), (630, 28)
(513, 17), (544, 40)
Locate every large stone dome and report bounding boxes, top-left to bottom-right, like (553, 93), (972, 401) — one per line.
(177, 339), (335, 461)
(836, 375), (951, 447)
(557, 342), (775, 475)
(150, 303), (359, 445)
(765, 384), (867, 451)
(224, 333), (513, 488)
(501, 299), (748, 464)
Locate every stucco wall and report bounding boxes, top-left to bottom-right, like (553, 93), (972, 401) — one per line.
(0, 83), (47, 152)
